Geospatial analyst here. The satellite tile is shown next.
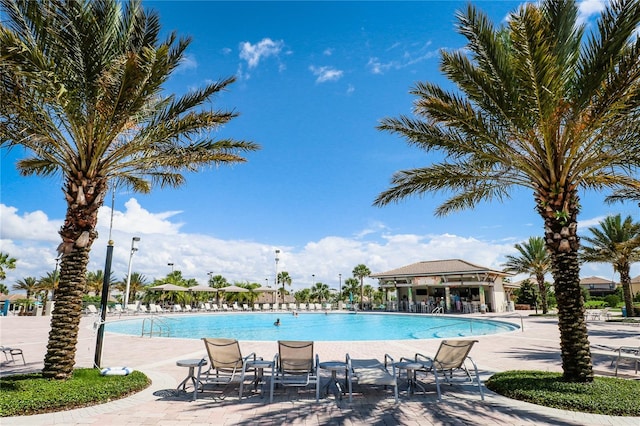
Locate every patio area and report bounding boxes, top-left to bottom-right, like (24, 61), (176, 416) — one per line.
(1, 312), (639, 425)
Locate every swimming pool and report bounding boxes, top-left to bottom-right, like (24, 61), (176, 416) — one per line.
(106, 312), (519, 341)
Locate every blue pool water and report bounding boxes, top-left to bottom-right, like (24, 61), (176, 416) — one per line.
(106, 312), (519, 341)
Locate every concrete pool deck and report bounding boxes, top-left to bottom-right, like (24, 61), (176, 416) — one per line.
(1, 311), (639, 425)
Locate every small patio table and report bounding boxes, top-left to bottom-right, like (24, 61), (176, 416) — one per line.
(394, 361), (426, 397)
(319, 361), (348, 400)
(176, 358), (207, 400)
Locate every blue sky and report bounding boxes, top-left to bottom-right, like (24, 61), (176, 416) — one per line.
(2, 0), (637, 292)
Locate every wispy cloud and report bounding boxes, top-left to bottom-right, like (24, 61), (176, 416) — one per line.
(367, 41), (438, 75)
(309, 65), (343, 83)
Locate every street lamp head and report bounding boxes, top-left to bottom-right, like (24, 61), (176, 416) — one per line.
(132, 237), (140, 242)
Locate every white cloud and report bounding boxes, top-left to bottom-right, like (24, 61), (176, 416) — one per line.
(239, 38), (285, 69)
(309, 65), (343, 83)
(178, 54), (198, 72)
(578, 0), (606, 24)
(323, 48), (333, 56)
(1, 201), (625, 295)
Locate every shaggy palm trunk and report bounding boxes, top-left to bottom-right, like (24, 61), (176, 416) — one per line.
(537, 188), (593, 382)
(43, 177), (105, 379)
(536, 272), (548, 314)
(42, 247), (90, 379)
(619, 267), (635, 317)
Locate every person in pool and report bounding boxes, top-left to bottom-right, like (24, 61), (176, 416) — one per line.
(274, 318), (281, 326)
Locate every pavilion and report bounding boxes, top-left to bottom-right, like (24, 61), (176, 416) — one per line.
(370, 259), (514, 313)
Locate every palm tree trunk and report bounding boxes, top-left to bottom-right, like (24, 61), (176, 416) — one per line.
(619, 267), (635, 317)
(536, 273), (548, 314)
(42, 247), (90, 379)
(538, 189), (593, 382)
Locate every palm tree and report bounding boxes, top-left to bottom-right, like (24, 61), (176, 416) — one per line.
(0, 284), (8, 295)
(374, 0), (640, 382)
(208, 274), (228, 289)
(0, 0), (259, 379)
(503, 237), (552, 314)
(352, 264), (371, 310)
(85, 270), (105, 296)
(13, 276), (38, 300)
(37, 270), (60, 302)
(581, 214), (640, 317)
(311, 282), (330, 303)
(343, 277), (360, 305)
(0, 252), (16, 281)
(115, 272), (148, 304)
(277, 271), (292, 304)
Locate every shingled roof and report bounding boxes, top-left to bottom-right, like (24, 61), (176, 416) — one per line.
(370, 259), (508, 279)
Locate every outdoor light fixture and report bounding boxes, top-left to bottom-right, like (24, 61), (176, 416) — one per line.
(168, 262), (174, 272)
(123, 237), (140, 308)
(275, 249), (281, 303)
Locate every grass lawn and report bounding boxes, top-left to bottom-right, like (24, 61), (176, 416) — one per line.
(486, 370), (640, 416)
(0, 368), (150, 417)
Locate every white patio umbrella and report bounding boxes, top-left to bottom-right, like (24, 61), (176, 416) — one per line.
(148, 284), (188, 292)
(219, 285), (249, 293)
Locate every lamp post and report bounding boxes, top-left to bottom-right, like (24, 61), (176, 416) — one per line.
(339, 273), (342, 301)
(123, 237), (140, 308)
(275, 249), (280, 303)
(312, 274), (315, 287)
(168, 262), (174, 273)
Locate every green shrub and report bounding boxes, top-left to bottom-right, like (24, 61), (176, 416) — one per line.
(604, 294), (620, 308)
(486, 370), (640, 416)
(584, 300), (605, 308)
(0, 368), (150, 417)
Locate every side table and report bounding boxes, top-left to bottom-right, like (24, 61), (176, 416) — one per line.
(394, 361), (426, 397)
(319, 361), (348, 400)
(242, 359), (274, 400)
(176, 358), (207, 400)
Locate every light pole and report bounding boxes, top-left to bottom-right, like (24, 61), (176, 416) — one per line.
(312, 274), (315, 288)
(123, 237), (140, 308)
(275, 249), (280, 303)
(339, 273), (342, 301)
(168, 262), (174, 273)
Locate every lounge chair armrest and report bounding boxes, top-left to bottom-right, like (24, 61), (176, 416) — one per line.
(384, 354), (396, 375)
(415, 352), (433, 362)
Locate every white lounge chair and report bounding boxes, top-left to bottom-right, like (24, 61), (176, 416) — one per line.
(183, 305), (193, 313)
(172, 304), (183, 313)
(210, 303), (220, 312)
(242, 303), (251, 311)
(1, 345), (25, 365)
(270, 340), (320, 403)
(222, 303), (231, 311)
(197, 338), (260, 401)
(346, 354), (398, 402)
(409, 339), (484, 401)
(85, 304), (99, 315)
(253, 303), (260, 311)
(262, 303), (271, 311)
(233, 303), (242, 311)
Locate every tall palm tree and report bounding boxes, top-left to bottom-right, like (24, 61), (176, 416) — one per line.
(37, 270), (60, 302)
(0, 252), (16, 281)
(13, 276), (38, 300)
(115, 272), (147, 304)
(352, 264), (371, 310)
(342, 278), (360, 306)
(85, 270), (105, 296)
(277, 271), (292, 304)
(0, 0), (259, 379)
(581, 214), (640, 317)
(503, 237), (552, 314)
(311, 282), (330, 303)
(374, 0), (640, 382)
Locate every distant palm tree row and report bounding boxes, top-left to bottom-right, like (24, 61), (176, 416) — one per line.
(4, 260), (379, 309)
(505, 214), (640, 318)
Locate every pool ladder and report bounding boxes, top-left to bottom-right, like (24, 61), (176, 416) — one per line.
(141, 315), (172, 338)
